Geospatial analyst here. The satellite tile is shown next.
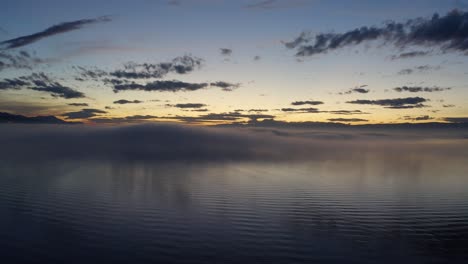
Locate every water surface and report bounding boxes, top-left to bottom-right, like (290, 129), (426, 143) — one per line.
(1, 157), (467, 263)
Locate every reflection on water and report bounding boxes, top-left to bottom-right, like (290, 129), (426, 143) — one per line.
(1, 156), (467, 263)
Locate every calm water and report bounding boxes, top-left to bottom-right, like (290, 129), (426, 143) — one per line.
(1, 157), (468, 263)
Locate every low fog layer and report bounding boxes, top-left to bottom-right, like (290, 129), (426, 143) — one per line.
(1, 124), (467, 162)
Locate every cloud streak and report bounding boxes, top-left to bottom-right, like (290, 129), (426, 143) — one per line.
(285, 10), (468, 57)
(113, 80), (238, 93)
(347, 97), (428, 109)
(328, 118), (368, 122)
(62, 108), (107, 119)
(113, 99), (143, 104)
(0, 51), (44, 71)
(1, 73), (85, 99)
(0, 16), (110, 49)
(291, 100), (324, 106)
(393, 86), (451, 92)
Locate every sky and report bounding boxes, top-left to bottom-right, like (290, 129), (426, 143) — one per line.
(1, 0), (468, 125)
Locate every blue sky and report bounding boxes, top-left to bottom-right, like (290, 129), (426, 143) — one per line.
(1, 0), (467, 124)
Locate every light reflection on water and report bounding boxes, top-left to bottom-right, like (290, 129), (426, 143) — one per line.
(1, 156), (467, 263)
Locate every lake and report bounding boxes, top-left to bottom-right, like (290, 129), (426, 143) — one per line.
(1, 156), (467, 263)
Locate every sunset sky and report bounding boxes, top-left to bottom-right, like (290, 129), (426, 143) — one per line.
(1, 0), (468, 125)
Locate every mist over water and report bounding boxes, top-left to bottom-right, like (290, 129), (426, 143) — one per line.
(1, 124), (468, 263)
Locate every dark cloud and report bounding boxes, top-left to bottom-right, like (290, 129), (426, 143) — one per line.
(286, 10), (468, 56)
(90, 115), (158, 124)
(186, 108), (209, 112)
(443, 104), (455, 108)
(291, 100), (324, 106)
(397, 65), (441, 75)
(281, 107), (320, 113)
(328, 118), (368, 122)
(347, 97), (428, 109)
(341, 85), (370, 94)
(284, 32), (310, 49)
(113, 99), (143, 104)
(443, 117), (468, 123)
(166, 112), (275, 123)
(328, 110), (369, 115)
(110, 80), (240, 93)
(253, 55), (261, 61)
(62, 108), (107, 119)
(390, 51), (430, 60)
(74, 66), (107, 80)
(1, 72), (86, 99)
(0, 112), (80, 124)
(170, 103), (207, 109)
(113, 80), (209, 93)
(403, 115), (433, 121)
(74, 55), (203, 82)
(220, 48), (232, 56)
(351, 88), (369, 93)
(109, 55), (203, 79)
(0, 17), (110, 49)
(31, 85), (85, 99)
(0, 50), (44, 71)
(210, 81), (240, 91)
(393, 86), (451, 92)
(0, 77), (30, 90)
(248, 109), (269, 112)
(68, 103), (89, 106)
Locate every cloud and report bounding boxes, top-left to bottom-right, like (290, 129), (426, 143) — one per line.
(403, 115), (433, 121)
(31, 85), (85, 99)
(209, 81), (240, 91)
(169, 103), (207, 109)
(165, 112), (275, 123)
(291, 100), (324, 106)
(397, 65), (441, 75)
(74, 66), (107, 80)
(328, 118), (368, 122)
(443, 104), (455, 108)
(0, 112), (80, 124)
(0, 77), (30, 90)
(109, 55), (203, 79)
(281, 107), (320, 113)
(443, 117), (468, 123)
(393, 86), (451, 92)
(253, 55), (261, 61)
(0, 50), (44, 71)
(62, 108), (107, 119)
(328, 110), (369, 115)
(220, 48), (232, 56)
(90, 115), (158, 124)
(0, 16), (111, 49)
(1, 72), (86, 99)
(75, 55), (203, 82)
(68, 103), (89, 107)
(347, 97), (428, 109)
(390, 51), (430, 60)
(286, 10), (468, 57)
(340, 85), (370, 94)
(248, 109), (269, 112)
(113, 80), (209, 93)
(112, 80), (240, 93)
(113, 99), (143, 104)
